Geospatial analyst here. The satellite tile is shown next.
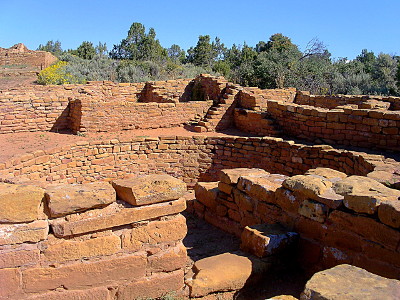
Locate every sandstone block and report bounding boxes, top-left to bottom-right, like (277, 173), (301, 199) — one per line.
(23, 254), (147, 292)
(0, 220), (48, 246)
(218, 182), (233, 194)
(334, 176), (400, 214)
(241, 224), (298, 257)
(0, 183), (44, 223)
(45, 182), (116, 217)
(300, 264), (400, 300)
(50, 199), (186, 237)
(42, 234), (121, 262)
(0, 245), (39, 268)
(237, 174), (282, 202)
(298, 200), (328, 223)
(116, 270), (184, 300)
(112, 174), (186, 206)
(233, 188), (254, 211)
(122, 214), (187, 250)
(0, 268), (21, 299)
(194, 181), (219, 209)
(283, 175), (332, 200)
(148, 242), (187, 272)
(219, 168), (268, 185)
(24, 286), (112, 300)
(378, 200), (400, 228)
(314, 188), (344, 209)
(187, 253), (253, 297)
(305, 168), (347, 180)
(275, 187), (302, 214)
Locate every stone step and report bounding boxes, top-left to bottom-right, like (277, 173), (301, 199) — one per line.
(193, 126), (207, 133)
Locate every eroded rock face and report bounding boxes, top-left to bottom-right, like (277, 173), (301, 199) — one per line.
(283, 175), (332, 200)
(0, 183), (44, 223)
(333, 176), (400, 214)
(45, 182), (116, 217)
(112, 174), (186, 206)
(300, 264), (400, 300)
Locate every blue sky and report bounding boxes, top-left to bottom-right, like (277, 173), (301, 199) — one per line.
(0, 0), (398, 59)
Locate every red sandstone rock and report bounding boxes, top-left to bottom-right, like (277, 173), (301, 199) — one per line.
(300, 264), (400, 300)
(50, 198), (186, 237)
(283, 175), (332, 200)
(0, 268), (22, 298)
(45, 181), (116, 217)
(112, 174), (186, 206)
(0, 244), (40, 268)
(0, 183), (44, 223)
(194, 181), (219, 209)
(0, 220), (48, 245)
(237, 174), (282, 202)
(305, 168), (347, 180)
(24, 286), (112, 300)
(22, 254), (147, 292)
(148, 242), (187, 272)
(298, 199), (328, 223)
(378, 200), (400, 228)
(241, 223), (298, 257)
(219, 168), (267, 185)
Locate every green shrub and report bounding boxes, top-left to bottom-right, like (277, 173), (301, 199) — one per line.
(37, 61), (82, 85)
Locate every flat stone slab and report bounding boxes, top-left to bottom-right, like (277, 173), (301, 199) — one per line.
(0, 220), (48, 246)
(112, 174), (186, 206)
(283, 175), (332, 200)
(45, 182), (116, 217)
(219, 168), (268, 185)
(301, 264), (400, 300)
(241, 223), (298, 257)
(194, 182), (219, 209)
(0, 183), (44, 223)
(187, 253), (253, 297)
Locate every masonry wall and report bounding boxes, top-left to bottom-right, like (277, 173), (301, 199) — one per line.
(1, 136), (395, 189)
(262, 100), (400, 151)
(192, 168), (400, 279)
(238, 87), (297, 110)
(0, 178), (187, 300)
(0, 50), (57, 69)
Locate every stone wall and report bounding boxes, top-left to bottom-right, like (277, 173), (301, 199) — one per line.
(238, 87), (297, 111)
(0, 175), (187, 299)
(0, 44), (57, 69)
(1, 136), (398, 189)
(295, 91), (400, 111)
(193, 168), (400, 279)
(140, 79), (192, 103)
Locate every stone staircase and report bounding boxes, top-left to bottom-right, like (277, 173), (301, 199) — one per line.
(193, 83), (242, 133)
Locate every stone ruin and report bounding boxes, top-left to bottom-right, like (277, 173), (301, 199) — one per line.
(0, 74), (400, 299)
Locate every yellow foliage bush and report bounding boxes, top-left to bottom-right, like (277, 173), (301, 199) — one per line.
(37, 61), (78, 85)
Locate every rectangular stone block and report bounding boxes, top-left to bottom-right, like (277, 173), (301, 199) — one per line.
(51, 199), (186, 237)
(42, 234), (121, 262)
(116, 270), (184, 300)
(237, 174), (282, 202)
(194, 181), (219, 209)
(22, 253), (147, 292)
(0, 220), (48, 246)
(148, 242), (187, 273)
(0, 183), (44, 223)
(0, 245), (40, 268)
(298, 199), (328, 223)
(25, 286), (112, 300)
(0, 268), (22, 299)
(112, 174), (186, 206)
(219, 168), (267, 185)
(121, 214), (187, 250)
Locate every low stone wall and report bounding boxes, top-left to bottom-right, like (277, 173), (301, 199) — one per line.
(238, 87), (296, 110)
(1, 136), (398, 189)
(266, 100), (400, 151)
(295, 91), (400, 111)
(193, 168), (400, 279)
(0, 175), (187, 299)
(140, 79), (192, 103)
(70, 98), (212, 133)
(0, 44), (57, 69)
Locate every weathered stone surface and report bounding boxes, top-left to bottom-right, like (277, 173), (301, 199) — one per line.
(122, 214), (187, 250)
(116, 270), (184, 300)
(194, 181), (219, 209)
(0, 244), (39, 268)
(305, 168), (347, 180)
(45, 182), (116, 217)
(112, 174), (186, 206)
(283, 175), (332, 200)
(218, 181), (233, 195)
(22, 254), (147, 292)
(0, 183), (44, 223)
(378, 200), (400, 228)
(237, 174), (282, 202)
(148, 242), (187, 272)
(315, 188), (344, 209)
(300, 264), (400, 300)
(241, 223), (298, 257)
(334, 176), (400, 214)
(0, 268), (21, 299)
(270, 296), (298, 300)
(232, 188), (254, 211)
(298, 200), (328, 223)
(42, 234), (121, 262)
(187, 253), (253, 297)
(50, 198), (186, 237)
(25, 286), (112, 300)
(0, 220), (48, 245)
(219, 168), (267, 185)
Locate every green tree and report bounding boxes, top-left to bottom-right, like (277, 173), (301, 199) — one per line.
(95, 42), (108, 57)
(356, 49), (376, 73)
(37, 40), (63, 57)
(76, 41), (96, 60)
(167, 44), (186, 64)
(187, 35), (214, 67)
